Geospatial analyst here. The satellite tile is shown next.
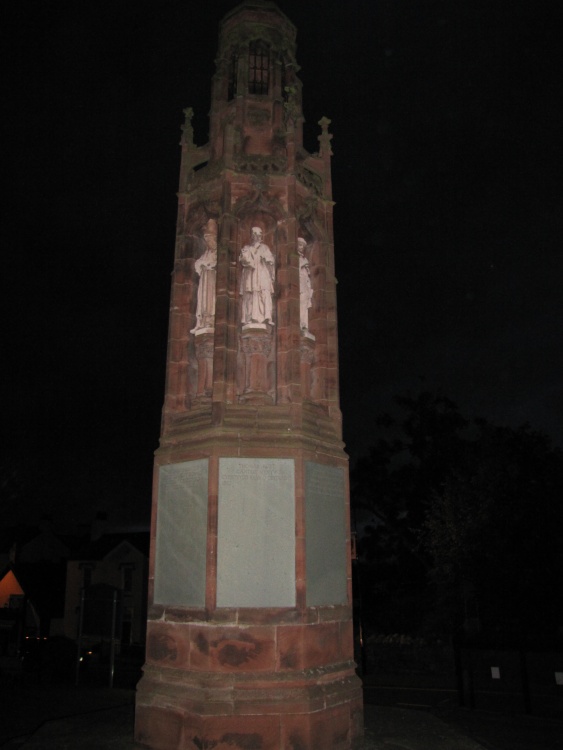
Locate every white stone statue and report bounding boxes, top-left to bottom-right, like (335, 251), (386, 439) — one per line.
(239, 226), (275, 326)
(298, 237), (313, 332)
(190, 225), (217, 334)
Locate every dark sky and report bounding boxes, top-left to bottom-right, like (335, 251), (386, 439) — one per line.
(3, 0), (562, 529)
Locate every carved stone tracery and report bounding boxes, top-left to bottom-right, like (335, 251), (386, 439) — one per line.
(300, 340), (314, 365)
(241, 333), (272, 357)
(296, 164), (323, 196)
(233, 154), (287, 173)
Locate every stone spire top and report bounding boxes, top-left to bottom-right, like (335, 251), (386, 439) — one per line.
(206, 0), (303, 165)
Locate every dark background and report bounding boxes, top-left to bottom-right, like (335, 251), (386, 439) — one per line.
(3, 0), (562, 529)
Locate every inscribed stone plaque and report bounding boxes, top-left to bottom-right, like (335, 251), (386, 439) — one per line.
(217, 458), (295, 607)
(305, 462), (347, 606)
(154, 459), (208, 607)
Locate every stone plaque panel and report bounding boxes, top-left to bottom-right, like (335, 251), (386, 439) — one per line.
(305, 462), (347, 606)
(217, 458), (295, 607)
(154, 459), (208, 607)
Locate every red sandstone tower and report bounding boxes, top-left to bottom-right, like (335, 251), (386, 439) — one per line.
(134, 2), (363, 748)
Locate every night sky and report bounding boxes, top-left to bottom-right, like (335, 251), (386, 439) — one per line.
(3, 0), (562, 529)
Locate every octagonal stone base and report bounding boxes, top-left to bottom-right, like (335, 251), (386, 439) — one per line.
(134, 617), (363, 750)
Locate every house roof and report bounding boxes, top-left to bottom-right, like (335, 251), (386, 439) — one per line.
(69, 532), (150, 562)
(0, 524), (85, 559)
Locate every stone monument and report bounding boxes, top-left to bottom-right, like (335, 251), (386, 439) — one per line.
(135, 2), (363, 748)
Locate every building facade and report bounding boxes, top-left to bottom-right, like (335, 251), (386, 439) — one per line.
(64, 534), (148, 647)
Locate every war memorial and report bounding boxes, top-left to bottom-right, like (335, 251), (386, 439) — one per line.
(134, 2), (363, 747)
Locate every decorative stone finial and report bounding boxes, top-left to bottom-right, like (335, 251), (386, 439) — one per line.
(181, 107), (195, 148)
(318, 116), (333, 157)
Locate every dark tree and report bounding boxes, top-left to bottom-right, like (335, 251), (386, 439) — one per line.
(423, 422), (563, 640)
(352, 393), (563, 642)
(352, 392), (469, 634)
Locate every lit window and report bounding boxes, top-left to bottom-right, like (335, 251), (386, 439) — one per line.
(248, 41), (269, 95)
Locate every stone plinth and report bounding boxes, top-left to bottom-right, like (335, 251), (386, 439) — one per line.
(240, 326), (274, 404)
(193, 331), (214, 400)
(135, 612), (363, 750)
